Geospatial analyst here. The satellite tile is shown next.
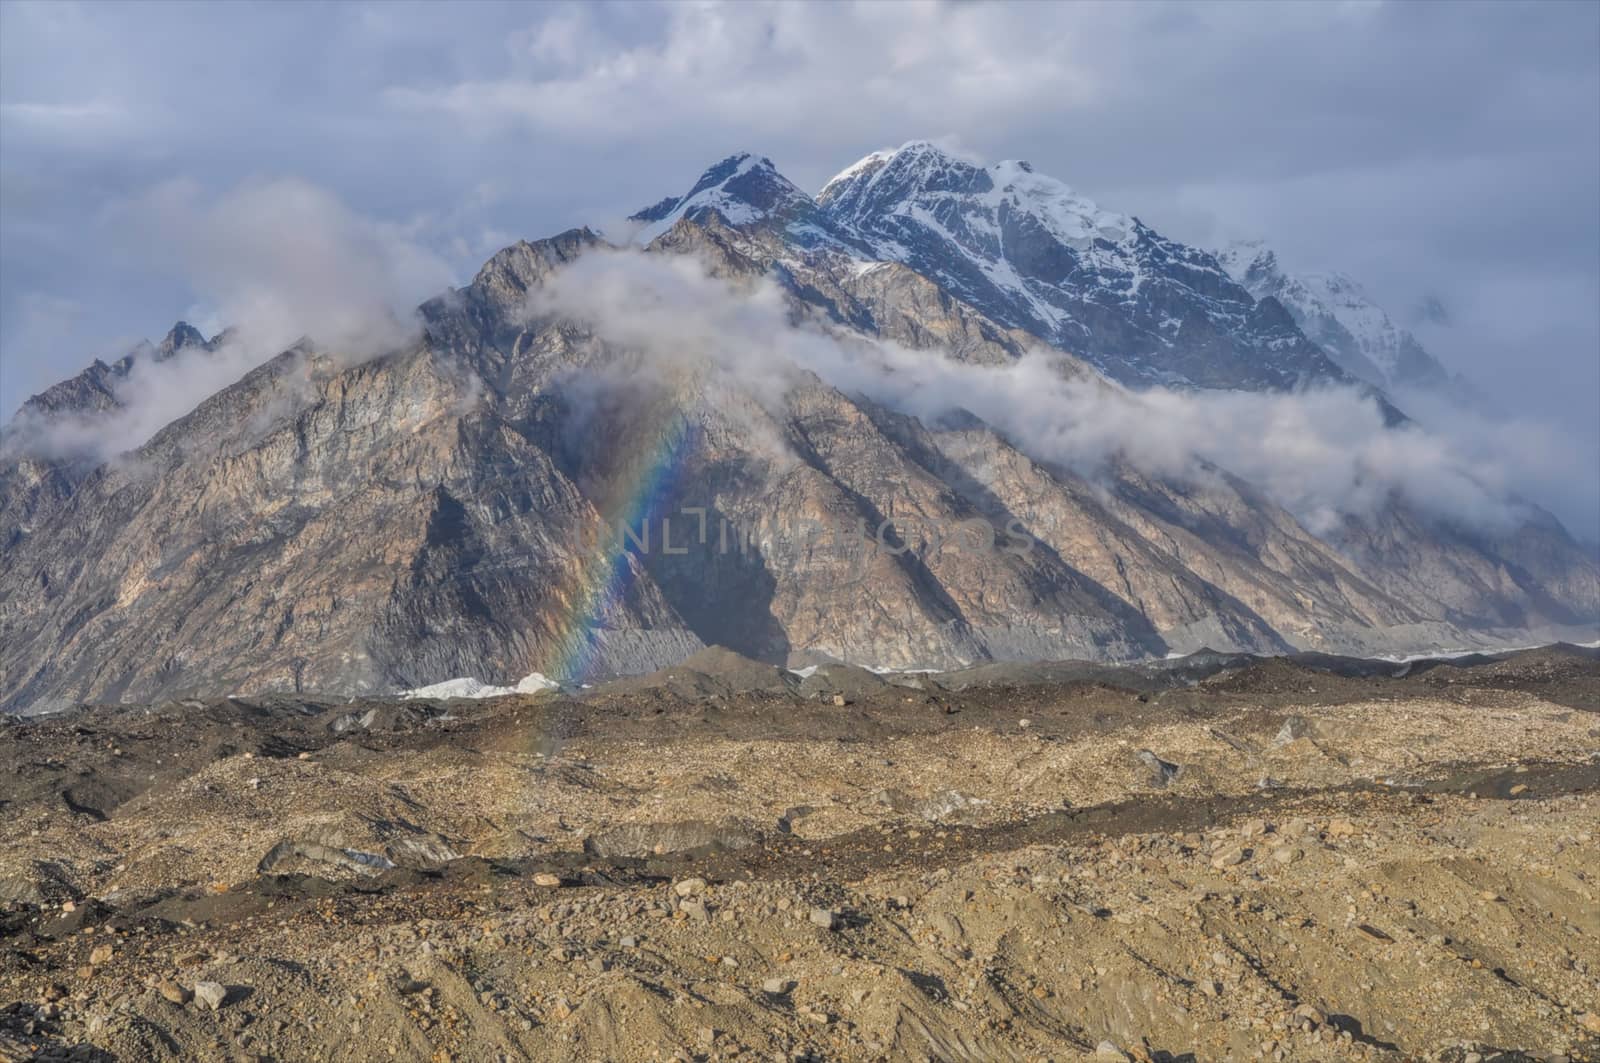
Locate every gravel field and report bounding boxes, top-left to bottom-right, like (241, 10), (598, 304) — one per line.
(2, 646), (1598, 1062)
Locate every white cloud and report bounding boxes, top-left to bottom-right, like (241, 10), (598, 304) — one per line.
(120, 177), (454, 364)
(531, 249), (1543, 536)
(3, 177), (456, 462)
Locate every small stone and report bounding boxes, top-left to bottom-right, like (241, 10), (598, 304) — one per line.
(1354, 924), (1393, 943)
(1018, 718), (1031, 729)
(1579, 1011), (1600, 1033)
(1199, 979), (1221, 998)
(1095, 1041), (1131, 1061)
(157, 980), (191, 1005)
(761, 978), (792, 995)
(1293, 1002), (1325, 1024)
(88, 944), (114, 966)
(674, 877), (707, 897)
(1239, 818), (1269, 838)
(532, 872), (561, 888)
(831, 694), (847, 707)
(1275, 716), (1314, 746)
(1509, 783), (1529, 796)
(679, 897), (709, 924)
(1211, 846), (1247, 869)
(619, 935), (637, 948)
(1272, 846), (1302, 865)
(809, 908), (840, 930)
(932, 912), (965, 941)
(193, 981), (228, 1011)
(549, 996), (573, 1021)
(1134, 749), (1181, 788)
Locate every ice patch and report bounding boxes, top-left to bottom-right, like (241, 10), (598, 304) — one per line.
(401, 671), (560, 699)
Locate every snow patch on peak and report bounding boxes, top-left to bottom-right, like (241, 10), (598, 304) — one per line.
(818, 147), (896, 200)
(628, 151), (812, 246)
(986, 159), (1132, 248)
(1219, 239), (1462, 393)
(1215, 239), (1266, 277)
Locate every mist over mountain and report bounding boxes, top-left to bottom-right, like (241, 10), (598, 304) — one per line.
(2, 143), (1595, 715)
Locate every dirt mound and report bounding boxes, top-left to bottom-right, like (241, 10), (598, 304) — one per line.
(796, 663), (886, 701)
(596, 645), (798, 700)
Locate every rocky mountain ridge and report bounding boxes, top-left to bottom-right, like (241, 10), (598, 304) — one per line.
(9, 321), (211, 423)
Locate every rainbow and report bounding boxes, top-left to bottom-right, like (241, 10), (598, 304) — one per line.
(537, 407), (696, 685)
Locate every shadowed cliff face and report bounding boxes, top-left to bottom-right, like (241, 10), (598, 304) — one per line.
(1, 198), (1596, 712)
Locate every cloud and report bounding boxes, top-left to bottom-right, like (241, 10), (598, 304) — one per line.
(2, 336), (278, 463)
(3, 176), (454, 462)
(384, 2), (1095, 146)
(530, 249), (1546, 537)
(117, 177), (453, 364)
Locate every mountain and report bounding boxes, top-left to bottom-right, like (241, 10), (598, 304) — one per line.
(1215, 240), (1470, 397)
(1, 147), (1595, 714)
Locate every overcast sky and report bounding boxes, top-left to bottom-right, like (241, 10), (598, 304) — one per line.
(2, 0), (1597, 533)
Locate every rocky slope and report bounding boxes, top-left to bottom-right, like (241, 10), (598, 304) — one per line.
(1, 149), (1596, 714)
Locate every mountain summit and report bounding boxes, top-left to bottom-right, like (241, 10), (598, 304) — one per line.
(629, 152), (831, 246)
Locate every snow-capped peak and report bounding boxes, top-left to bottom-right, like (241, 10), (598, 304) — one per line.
(1217, 239), (1463, 394)
(616, 143), (1365, 394)
(816, 146), (897, 201)
(628, 151), (816, 245)
(818, 141), (1133, 252)
(986, 158), (1133, 248)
